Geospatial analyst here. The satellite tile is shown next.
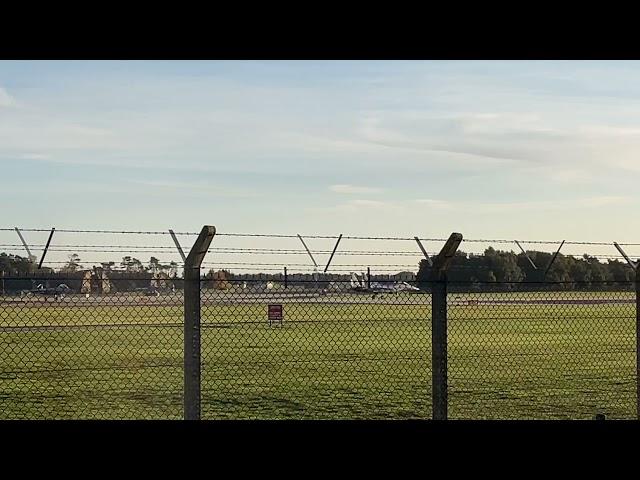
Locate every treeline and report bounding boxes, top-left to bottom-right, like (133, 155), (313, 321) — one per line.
(417, 247), (636, 291)
(0, 253), (182, 293)
(1, 253), (52, 275)
(2, 248), (637, 294)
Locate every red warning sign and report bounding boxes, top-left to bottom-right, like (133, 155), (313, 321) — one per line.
(268, 304), (283, 321)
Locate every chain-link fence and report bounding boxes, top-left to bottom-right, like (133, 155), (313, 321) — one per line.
(447, 281), (637, 419)
(0, 277), (184, 419)
(200, 280), (432, 419)
(1, 276), (636, 420)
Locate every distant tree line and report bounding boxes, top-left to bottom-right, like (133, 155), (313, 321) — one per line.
(0, 253), (181, 293)
(417, 247), (636, 291)
(2, 247), (637, 294)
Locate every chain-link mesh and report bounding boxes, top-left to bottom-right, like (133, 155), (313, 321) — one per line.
(448, 281), (636, 419)
(1, 277), (637, 419)
(200, 279), (432, 419)
(0, 277), (183, 419)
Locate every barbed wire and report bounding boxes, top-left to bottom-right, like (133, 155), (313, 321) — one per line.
(2, 228), (638, 245)
(4, 248), (634, 261)
(0, 245), (438, 256)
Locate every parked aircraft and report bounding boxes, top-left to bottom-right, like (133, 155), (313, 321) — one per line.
(349, 272), (420, 294)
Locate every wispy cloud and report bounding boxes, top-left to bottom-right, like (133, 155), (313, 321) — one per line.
(19, 153), (51, 161)
(578, 195), (631, 207)
(350, 199), (388, 207)
(415, 196), (633, 213)
(415, 199), (453, 209)
(125, 179), (259, 198)
(329, 184), (383, 194)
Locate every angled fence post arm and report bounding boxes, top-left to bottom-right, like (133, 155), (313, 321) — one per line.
(415, 236), (433, 267)
(184, 225), (216, 421)
(514, 240), (537, 270)
(37, 228), (55, 269)
(614, 242), (638, 270)
(15, 227), (36, 263)
(543, 240), (565, 279)
(297, 234), (318, 268)
(323, 234), (343, 273)
(297, 234), (319, 284)
(430, 232), (463, 421)
(169, 229), (187, 263)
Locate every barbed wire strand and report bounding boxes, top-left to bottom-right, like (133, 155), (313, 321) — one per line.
(2, 228), (638, 245)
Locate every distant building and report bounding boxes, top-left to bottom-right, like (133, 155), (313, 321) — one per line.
(150, 271), (170, 291)
(80, 267), (112, 294)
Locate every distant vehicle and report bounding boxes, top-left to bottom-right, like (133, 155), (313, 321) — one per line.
(349, 272), (420, 295)
(23, 283), (71, 301)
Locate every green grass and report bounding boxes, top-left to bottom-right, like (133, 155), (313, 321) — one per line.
(0, 292), (636, 419)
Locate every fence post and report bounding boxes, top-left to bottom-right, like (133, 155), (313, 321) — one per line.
(184, 225), (216, 420)
(430, 233), (463, 420)
(614, 242), (639, 420)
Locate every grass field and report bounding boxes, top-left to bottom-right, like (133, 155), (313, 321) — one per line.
(0, 290), (636, 419)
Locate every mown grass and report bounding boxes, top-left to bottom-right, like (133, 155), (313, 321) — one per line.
(0, 292), (635, 419)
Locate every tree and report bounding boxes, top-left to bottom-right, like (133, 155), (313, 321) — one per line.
(60, 254), (82, 273)
(583, 255), (612, 283)
(0, 253), (36, 275)
(149, 256), (161, 273)
(168, 261), (178, 278)
(483, 247), (524, 282)
(100, 262), (115, 271)
(205, 269), (231, 290)
(607, 259), (634, 283)
(121, 256), (144, 273)
(416, 247), (631, 292)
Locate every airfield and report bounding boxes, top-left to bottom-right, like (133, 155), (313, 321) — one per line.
(1, 287), (635, 307)
(0, 288), (636, 419)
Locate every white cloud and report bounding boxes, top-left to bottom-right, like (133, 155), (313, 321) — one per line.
(0, 87), (15, 107)
(329, 184), (383, 194)
(350, 108), (640, 177)
(579, 125), (640, 137)
(20, 153), (51, 160)
(544, 168), (593, 185)
(415, 199), (453, 209)
(350, 199), (387, 207)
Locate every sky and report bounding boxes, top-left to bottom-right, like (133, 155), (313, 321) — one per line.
(1, 60), (639, 268)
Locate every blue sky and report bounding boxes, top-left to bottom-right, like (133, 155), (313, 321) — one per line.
(1, 61), (639, 267)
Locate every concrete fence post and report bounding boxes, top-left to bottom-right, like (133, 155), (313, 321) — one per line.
(184, 225), (216, 420)
(431, 233), (463, 420)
